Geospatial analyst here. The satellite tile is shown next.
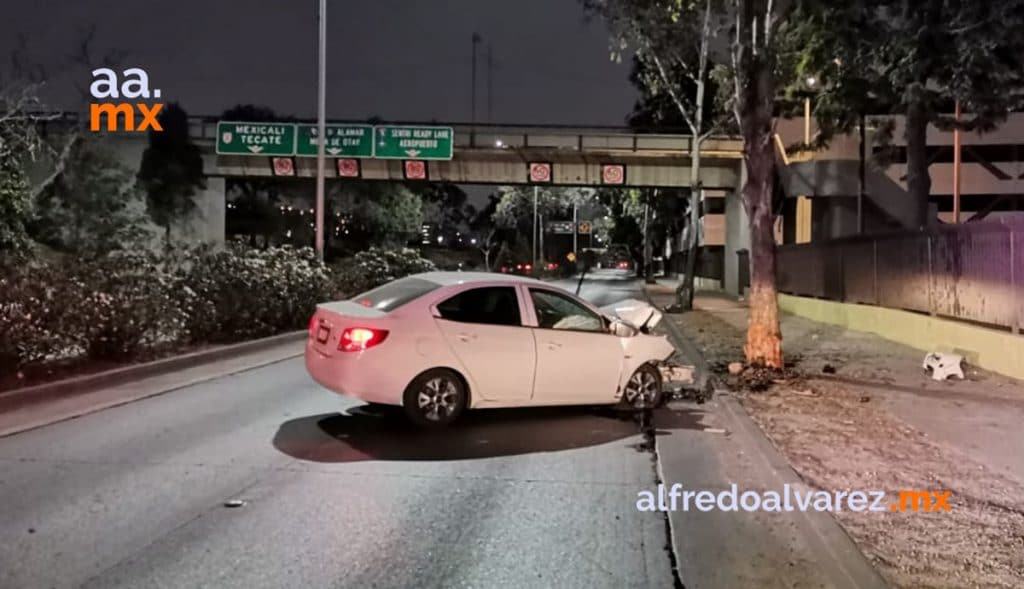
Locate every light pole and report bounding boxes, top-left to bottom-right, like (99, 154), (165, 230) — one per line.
(532, 186), (538, 267)
(953, 100), (962, 223)
(314, 0), (327, 260)
(796, 75), (816, 244)
(471, 33), (481, 125)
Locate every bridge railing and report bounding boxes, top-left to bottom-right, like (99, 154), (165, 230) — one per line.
(32, 112), (743, 155)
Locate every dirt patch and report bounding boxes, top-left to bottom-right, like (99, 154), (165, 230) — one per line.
(665, 300), (1024, 589)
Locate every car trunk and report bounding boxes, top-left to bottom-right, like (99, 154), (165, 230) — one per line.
(309, 301), (388, 357)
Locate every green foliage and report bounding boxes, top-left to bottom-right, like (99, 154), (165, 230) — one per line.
(332, 182), (424, 248)
(138, 103), (205, 243)
(177, 244), (332, 343)
(332, 247), (437, 297)
(71, 251), (185, 360)
(30, 139), (151, 254)
(0, 144), (31, 254)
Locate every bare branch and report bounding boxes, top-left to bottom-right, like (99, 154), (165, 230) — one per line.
(29, 132), (81, 200)
(644, 49), (698, 134)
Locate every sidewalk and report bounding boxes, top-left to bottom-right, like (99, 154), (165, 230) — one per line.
(650, 284), (1024, 588)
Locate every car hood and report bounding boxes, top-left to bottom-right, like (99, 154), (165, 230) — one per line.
(598, 298), (663, 330)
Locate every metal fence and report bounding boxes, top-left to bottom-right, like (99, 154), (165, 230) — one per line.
(776, 218), (1024, 332)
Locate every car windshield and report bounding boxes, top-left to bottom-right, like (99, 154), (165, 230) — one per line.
(349, 277), (441, 312)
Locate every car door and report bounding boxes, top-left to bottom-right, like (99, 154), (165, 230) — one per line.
(526, 287), (625, 403)
(432, 286), (536, 403)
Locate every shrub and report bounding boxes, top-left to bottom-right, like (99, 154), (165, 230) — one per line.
(178, 244), (331, 343)
(70, 250), (184, 361)
(331, 247), (436, 298)
(0, 258), (75, 373)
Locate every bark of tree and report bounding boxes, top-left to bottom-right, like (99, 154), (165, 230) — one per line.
(734, 0), (783, 368)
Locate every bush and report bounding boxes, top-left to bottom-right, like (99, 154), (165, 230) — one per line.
(0, 258), (74, 373)
(332, 247), (436, 298)
(178, 244), (331, 343)
(70, 250), (184, 360)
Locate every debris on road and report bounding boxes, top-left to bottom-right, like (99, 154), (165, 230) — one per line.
(922, 352), (965, 381)
(223, 499), (247, 508)
(727, 362), (744, 375)
(659, 363), (695, 385)
(822, 364), (837, 374)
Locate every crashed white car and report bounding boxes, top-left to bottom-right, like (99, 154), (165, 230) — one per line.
(305, 272), (676, 427)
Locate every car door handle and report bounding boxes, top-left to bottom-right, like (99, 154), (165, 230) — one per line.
(456, 333), (477, 342)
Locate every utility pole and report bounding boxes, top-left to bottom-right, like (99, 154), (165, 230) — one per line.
(953, 100), (962, 223)
(487, 45), (494, 122)
(858, 112), (866, 234)
(572, 200), (578, 255)
(471, 33), (481, 125)
(532, 186), (538, 267)
(314, 0), (327, 260)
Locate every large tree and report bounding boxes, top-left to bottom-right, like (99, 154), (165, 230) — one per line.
(30, 139), (150, 254)
(137, 102), (205, 246)
(784, 1), (1024, 226)
(585, 0), (733, 309)
(331, 181), (423, 248)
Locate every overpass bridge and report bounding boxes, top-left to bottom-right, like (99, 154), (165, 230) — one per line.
(191, 119), (744, 189)
(43, 114), (744, 189)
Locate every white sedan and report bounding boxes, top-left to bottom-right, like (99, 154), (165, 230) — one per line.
(305, 272), (676, 427)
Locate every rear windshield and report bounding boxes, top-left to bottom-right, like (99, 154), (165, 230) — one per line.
(349, 277), (441, 312)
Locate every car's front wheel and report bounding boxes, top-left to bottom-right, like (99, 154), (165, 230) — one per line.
(402, 368), (468, 428)
(621, 363), (663, 410)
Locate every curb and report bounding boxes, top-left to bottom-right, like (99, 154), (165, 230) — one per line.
(640, 285), (712, 391)
(646, 288), (888, 588)
(0, 331), (306, 408)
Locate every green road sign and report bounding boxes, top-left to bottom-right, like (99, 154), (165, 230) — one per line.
(296, 124), (373, 157)
(374, 125), (454, 160)
(216, 122), (296, 156)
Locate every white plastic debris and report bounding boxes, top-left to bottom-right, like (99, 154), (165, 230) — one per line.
(922, 352), (964, 381)
(659, 364), (695, 385)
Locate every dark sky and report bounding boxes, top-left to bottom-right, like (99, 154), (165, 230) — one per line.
(3, 0), (640, 125)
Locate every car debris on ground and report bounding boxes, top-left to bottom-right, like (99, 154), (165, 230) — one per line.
(922, 352), (965, 381)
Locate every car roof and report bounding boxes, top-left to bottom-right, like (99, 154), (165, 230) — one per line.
(409, 271), (547, 287)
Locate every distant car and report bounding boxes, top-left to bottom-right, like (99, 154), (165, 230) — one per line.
(499, 262), (533, 275)
(305, 272), (675, 427)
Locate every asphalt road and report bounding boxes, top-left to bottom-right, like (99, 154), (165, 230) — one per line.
(0, 270), (676, 589)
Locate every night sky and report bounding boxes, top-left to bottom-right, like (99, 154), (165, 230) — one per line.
(3, 0), (639, 125)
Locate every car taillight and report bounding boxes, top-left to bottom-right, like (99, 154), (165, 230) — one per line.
(338, 327), (389, 352)
(308, 315), (318, 337)
(524, 264), (532, 271)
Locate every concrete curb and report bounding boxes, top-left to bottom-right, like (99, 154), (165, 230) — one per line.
(640, 286), (712, 391)
(0, 331), (306, 408)
(647, 288), (888, 588)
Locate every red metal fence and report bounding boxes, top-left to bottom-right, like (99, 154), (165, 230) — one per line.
(775, 218), (1024, 332)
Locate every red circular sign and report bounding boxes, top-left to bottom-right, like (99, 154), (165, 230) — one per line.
(529, 162), (552, 183)
(337, 158), (359, 177)
(272, 157), (295, 177)
(404, 160), (427, 180)
(602, 164), (625, 185)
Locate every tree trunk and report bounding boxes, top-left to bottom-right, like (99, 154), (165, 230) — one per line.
(734, 0), (783, 368)
(679, 137), (704, 309)
(905, 98), (931, 228)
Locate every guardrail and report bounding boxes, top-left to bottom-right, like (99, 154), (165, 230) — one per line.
(776, 219), (1024, 332)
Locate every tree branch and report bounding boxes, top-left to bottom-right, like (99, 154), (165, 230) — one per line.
(643, 49), (698, 134)
(29, 132), (80, 200)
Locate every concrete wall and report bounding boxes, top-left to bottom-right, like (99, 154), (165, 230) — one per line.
(778, 294), (1024, 381)
(723, 165), (750, 296)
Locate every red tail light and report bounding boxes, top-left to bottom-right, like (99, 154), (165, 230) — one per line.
(524, 264), (532, 271)
(338, 327), (389, 352)
(308, 315), (318, 337)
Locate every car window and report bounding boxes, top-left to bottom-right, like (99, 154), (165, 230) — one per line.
(436, 287), (522, 326)
(350, 277), (441, 312)
(529, 289), (604, 332)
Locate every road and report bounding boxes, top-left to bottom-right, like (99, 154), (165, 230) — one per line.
(0, 270), (677, 589)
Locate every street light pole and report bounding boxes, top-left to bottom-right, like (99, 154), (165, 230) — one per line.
(953, 100), (962, 223)
(572, 200), (578, 254)
(533, 186), (538, 267)
(314, 0), (327, 260)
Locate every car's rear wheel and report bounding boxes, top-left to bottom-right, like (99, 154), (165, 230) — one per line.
(402, 368), (468, 428)
(621, 363), (663, 410)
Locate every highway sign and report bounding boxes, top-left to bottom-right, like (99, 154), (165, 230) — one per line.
(217, 121), (295, 156)
(602, 164), (626, 185)
(296, 124), (373, 157)
(529, 162), (552, 183)
(578, 221), (592, 234)
(547, 221), (575, 234)
(375, 125), (454, 160)
(567, 252), (577, 263)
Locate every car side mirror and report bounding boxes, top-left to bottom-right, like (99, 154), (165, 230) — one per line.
(609, 319), (638, 338)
